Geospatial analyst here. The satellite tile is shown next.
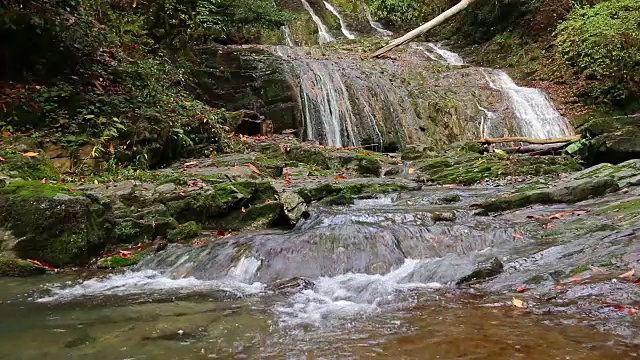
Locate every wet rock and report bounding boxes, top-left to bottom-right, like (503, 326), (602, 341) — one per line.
(237, 202), (284, 230)
(571, 160), (640, 188)
(167, 222), (202, 243)
(0, 181), (114, 266)
(0, 258), (46, 277)
(278, 191), (308, 225)
(401, 144), (438, 161)
(438, 193), (461, 203)
(456, 257), (504, 285)
(432, 211), (456, 222)
(482, 178), (620, 213)
(581, 115), (640, 165)
(266, 277), (315, 295)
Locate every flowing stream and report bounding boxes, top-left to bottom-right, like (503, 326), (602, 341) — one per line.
(2, 189), (638, 358)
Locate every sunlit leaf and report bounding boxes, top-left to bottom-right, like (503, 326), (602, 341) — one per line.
(619, 269), (635, 278)
(21, 151), (40, 157)
(512, 297), (525, 308)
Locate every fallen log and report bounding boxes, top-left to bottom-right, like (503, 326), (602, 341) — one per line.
(503, 143), (570, 154)
(477, 135), (580, 145)
(370, 0), (476, 58)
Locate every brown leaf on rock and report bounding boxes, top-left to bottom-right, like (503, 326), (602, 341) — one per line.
(247, 163), (264, 176)
(334, 175), (347, 181)
(619, 269), (635, 278)
(22, 151), (40, 157)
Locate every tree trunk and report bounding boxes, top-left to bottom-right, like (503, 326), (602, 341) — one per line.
(477, 135), (581, 145)
(370, 0), (476, 58)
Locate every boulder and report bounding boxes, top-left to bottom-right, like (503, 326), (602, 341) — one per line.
(0, 258), (46, 277)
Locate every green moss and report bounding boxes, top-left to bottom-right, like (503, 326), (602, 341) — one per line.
(322, 193), (354, 206)
(297, 182), (416, 204)
(0, 150), (59, 181)
(97, 250), (151, 269)
(237, 202), (283, 230)
(569, 264), (590, 276)
(167, 221), (202, 242)
(0, 180), (80, 198)
(595, 199), (640, 215)
(0, 258), (46, 277)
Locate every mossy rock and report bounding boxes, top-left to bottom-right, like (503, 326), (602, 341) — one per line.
(0, 150), (60, 181)
(167, 221), (202, 242)
(237, 202), (284, 230)
(322, 193), (354, 206)
(297, 181), (419, 204)
(481, 178), (620, 213)
(0, 258), (46, 277)
(97, 250), (151, 269)
(0, 181), (114, 266)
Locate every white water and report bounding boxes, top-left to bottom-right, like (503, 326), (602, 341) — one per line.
(412, 43), (464, 66)
(300, 0), (335, 44)
(281, 26), (295, 46)
(297, 60), (360, 147)
(274, 259), (442, 326)
(323, 1), (356, 39)
(477, 103), (498, 138)
(34, 259), (442, 327)
(35, 270), (265, 303)
(364, 5), (393, 37)
(482, 69), (574, 139)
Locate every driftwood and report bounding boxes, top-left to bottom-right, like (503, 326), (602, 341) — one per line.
(370, 0), (476, 58)
(477, 135), (581, 145)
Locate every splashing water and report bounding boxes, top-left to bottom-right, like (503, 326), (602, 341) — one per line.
(364, 5), (393, 37)
(274, 259), (443, 326)
(323, 1), (356, 39)
(300, 0), (335, 44)
(482, 69), (574, 139)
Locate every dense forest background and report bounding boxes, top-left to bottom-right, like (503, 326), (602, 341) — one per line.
(0, 0), (638, 170)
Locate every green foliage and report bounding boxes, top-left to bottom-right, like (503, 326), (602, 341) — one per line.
(367, 0), (429, 25)
(555, 0), (640, 105)
(0, 150), (60, 180)
(148, 0), (290, 46)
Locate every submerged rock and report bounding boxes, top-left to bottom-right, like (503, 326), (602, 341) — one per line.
(266, 277), (315, 295)
(456, 257), (503, 285)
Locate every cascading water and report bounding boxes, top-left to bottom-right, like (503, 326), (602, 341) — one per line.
(323, 1), (356, 39)
(412, 43), (464, 66)
(300, 0), (335, 44)
(482, 69), (574, 139)
(281, 26), (295, 46)
(364, 5), (393, 37)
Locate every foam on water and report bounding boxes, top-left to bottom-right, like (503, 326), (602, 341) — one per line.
(274, 259), (442, 326)
(35, 270), (265, 303)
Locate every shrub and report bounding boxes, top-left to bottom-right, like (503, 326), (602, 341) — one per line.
(555, 0), (640, 104)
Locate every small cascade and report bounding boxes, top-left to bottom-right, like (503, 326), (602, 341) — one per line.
(323, 1), (356, 39)
(364, 5), (393, 37)
(482, 69), (574, 139)
(477, 103), (498, 139)
(412, 43), (464, 66)
(300, 0), (335, 44)
(281, 26), (295, 46)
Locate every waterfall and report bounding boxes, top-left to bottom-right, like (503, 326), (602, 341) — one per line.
(281, 26), (295, 46)
(364, 5), (393, 37)
(323, 1), (356, 39)
(482, 69), (574, 139)
(412, 43), (464, 66)
(300, 0), (335, 44)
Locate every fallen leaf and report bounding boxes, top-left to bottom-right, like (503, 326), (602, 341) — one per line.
(569, 275), (583, 282)
(41, 178), (46, 184)
(0, 156), (4, 162)
(615, 304), (626, 311)
(548, 211), (575, 220)
(629, 308), (638, 315)
(247, 163), (264, 175)
(469, 203), (482, 208)
(192, 241), (205, 247)
(109, 142), (114, 154)
(1, 130), (11, 137)
(513, 233), (524, 239)
(408, 168), (415, 174)
(512, 297), (525, 308)
(21, 151), (40, 157)
(633, 277), (640, 284)
(241, 207), (246, 213)
(215, 230), (225, 237)
(516, 286), (527, 293)
(280, 143), (286, 153)
(334, 175), (348, 181)
(443, 184), (457, 188)
(619, 269), (635, 278)
(543, 222), (555, 229)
